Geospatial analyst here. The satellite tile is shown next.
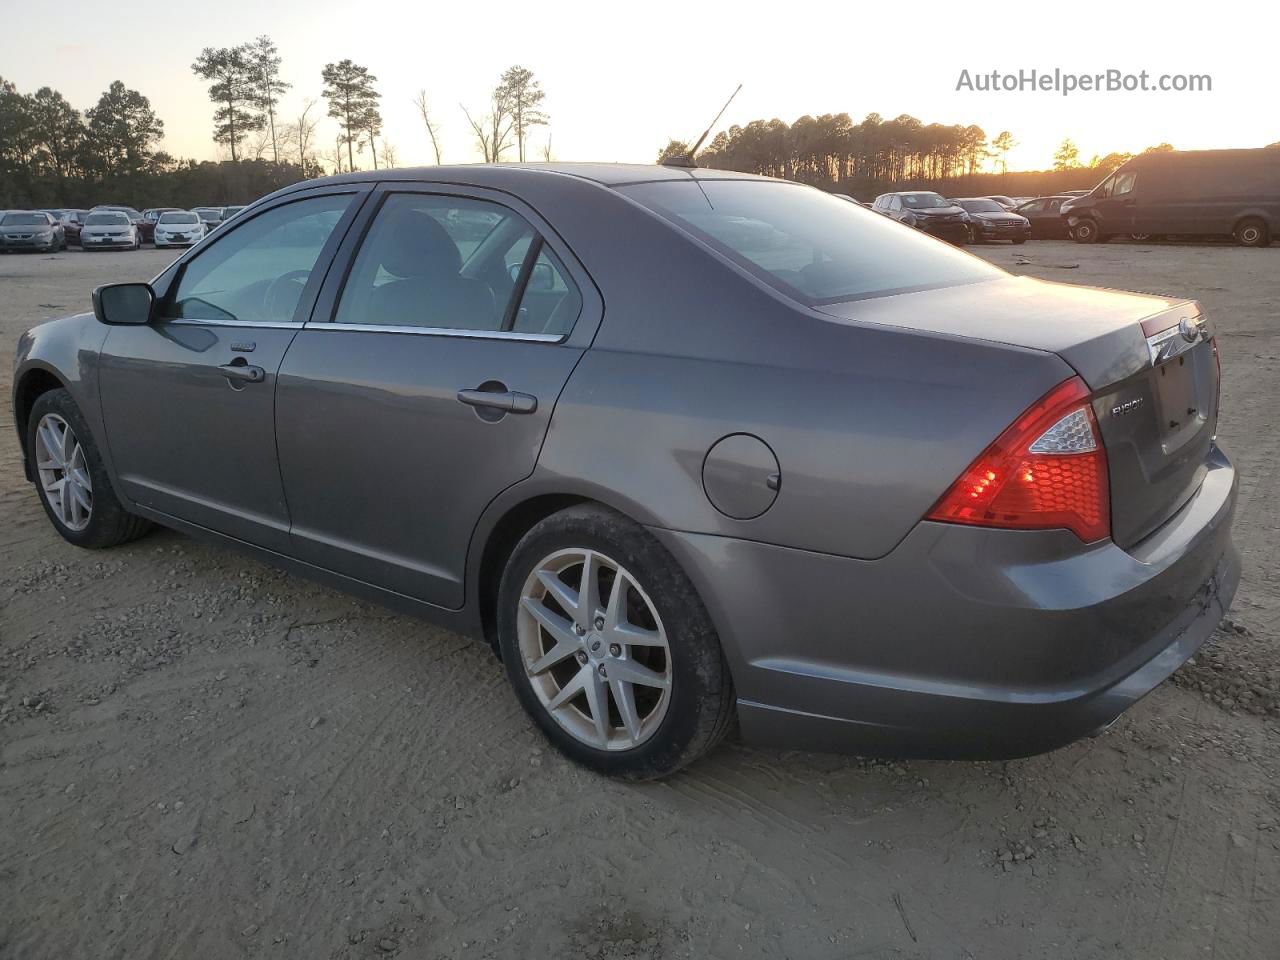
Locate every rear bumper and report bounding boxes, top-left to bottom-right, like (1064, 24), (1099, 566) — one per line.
(652, 445), (1238, 759)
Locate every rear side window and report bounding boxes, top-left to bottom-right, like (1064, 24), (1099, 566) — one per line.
(620, 180), (1001, 304)
(334, 193), (581, 336)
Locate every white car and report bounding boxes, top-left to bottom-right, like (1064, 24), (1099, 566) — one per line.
(79, 211), (139, 251)
(153, 210), (207, 248)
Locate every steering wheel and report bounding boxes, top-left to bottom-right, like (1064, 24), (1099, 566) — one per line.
(263, 270), (312, 323)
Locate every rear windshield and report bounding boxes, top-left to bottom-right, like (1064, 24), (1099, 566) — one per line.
(619, 180), (1001, 303)
(85, 212), (129, 225)
(159, 212), (199, 224)
(2, 213), (47, 225)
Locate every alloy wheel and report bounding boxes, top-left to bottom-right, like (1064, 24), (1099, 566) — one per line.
(34, 413), (93, 531)
(517, 548), (672, 751)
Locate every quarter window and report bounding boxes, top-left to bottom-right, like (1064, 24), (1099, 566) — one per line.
(167, 194), (351, 324)
(334, 193), (580, 336)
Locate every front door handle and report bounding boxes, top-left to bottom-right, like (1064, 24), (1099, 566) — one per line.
(457, 388), (537, 414)
(217, 362), (265, 383)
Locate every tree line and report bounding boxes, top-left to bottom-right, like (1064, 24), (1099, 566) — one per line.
(658, 115), (1192, 198)
(0, 40), (551, 209)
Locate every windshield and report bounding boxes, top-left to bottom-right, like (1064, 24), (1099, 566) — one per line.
(620, 179), (1001, 304)
(2, 213), (48, 226)
(85, 213), (129, 226)
(900, 193), (951, 209)
(159, 212), (199, 224)
(958, 200), (1005, 214)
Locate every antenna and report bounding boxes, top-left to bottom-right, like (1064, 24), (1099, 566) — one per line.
(662, 84), (743, 168)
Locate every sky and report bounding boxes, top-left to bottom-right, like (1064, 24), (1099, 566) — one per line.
(2, 0), (1270, 174)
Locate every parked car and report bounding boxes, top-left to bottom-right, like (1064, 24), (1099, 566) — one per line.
(12, 164), (1237, 778)
(984, 195), (1018, 210)
(193, 207), (225, 231)
(221, 205), (247, 224)
(951, 198), (1031, 244)
(78, 210), (140, 250)
(91, 204), (144, 225)
(1064, 148), (1280, 246)
(1016, 196), (1075, 240)
(57, 209), (90, 246)
(1, 210), (66, 252)
(871, 191), (969, 243)
(152, 210), (206, 248)
(140, 208), (183, 243)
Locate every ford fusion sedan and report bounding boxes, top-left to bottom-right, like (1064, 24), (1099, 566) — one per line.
(153, 210), (207, 248)
(1, 210), (65, 252)
(951, 198), (1031, 244)
(78, 211), (140, 250)
(871, 191), (969, 243)
(12, 164), (1238, 779)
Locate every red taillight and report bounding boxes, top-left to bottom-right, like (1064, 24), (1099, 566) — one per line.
(926, 376), (1110, 542)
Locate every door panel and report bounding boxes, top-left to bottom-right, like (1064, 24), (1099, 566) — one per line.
(98, 323), (300, 549)
(96, 190), (362, 550)
(274, 187), (595, 609)
(276, 332), (582, 606)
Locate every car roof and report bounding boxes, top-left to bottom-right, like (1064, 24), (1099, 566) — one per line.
(283, 162), (779, 192)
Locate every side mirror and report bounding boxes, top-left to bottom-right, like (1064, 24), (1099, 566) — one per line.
(92, 282), (155, 326)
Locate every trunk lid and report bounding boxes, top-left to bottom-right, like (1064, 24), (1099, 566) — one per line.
(818, 277), (1220, 548)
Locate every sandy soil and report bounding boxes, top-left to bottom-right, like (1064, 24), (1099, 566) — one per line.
(1, 241), (1276, 960)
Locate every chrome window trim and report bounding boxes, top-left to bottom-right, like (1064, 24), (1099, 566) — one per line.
(165, 317), (303, 330)
(311, 321), (565, 343)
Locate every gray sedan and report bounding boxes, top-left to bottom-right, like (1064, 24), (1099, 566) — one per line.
(11, 164), (1238, 778)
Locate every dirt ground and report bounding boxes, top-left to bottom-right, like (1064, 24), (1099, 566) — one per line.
(1, 241), (1276, 960)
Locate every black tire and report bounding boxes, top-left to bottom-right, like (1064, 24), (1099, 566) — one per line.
(966, 225), (983, 245)
(1234, 217), (1270, 247)
(1071, 219), (1102, 243)
(1011, 238), (1026, 245)
(27, 388), (152, 549)
(1130, 233), (1152, 242)
(496, 504), (734, 779)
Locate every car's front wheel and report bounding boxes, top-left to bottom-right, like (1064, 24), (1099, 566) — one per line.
(1071, 219), (1104, 243)
(27, 389), (152, 548)
(497, 504), (734, 779)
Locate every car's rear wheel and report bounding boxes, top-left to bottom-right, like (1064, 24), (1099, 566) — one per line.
(497, 504), (734, 779)
(28, 389), (152, 548)
(1234, 217), (1270, 247)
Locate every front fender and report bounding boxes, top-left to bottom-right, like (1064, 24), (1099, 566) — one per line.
(12, 312), (112, 483)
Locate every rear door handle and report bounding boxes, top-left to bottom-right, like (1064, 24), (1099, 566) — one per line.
(217, 362), (265, 383)
(457, 388), (537, 414)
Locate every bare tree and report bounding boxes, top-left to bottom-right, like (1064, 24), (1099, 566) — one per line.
(294, 98), (319, 169)
(540, 133), (553, 161)
(380, 138), (397, 168)
(413, 89), (443, 164)
(460, 102), (493, 162)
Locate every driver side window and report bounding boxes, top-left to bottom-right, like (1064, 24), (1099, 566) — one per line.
(166, 193), (352, 324)
(1112, 171), (1138, 197)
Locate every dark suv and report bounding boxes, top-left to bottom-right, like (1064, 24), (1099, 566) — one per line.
(1064, 148), (1280, 246)
(872, 191), (968, 244)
